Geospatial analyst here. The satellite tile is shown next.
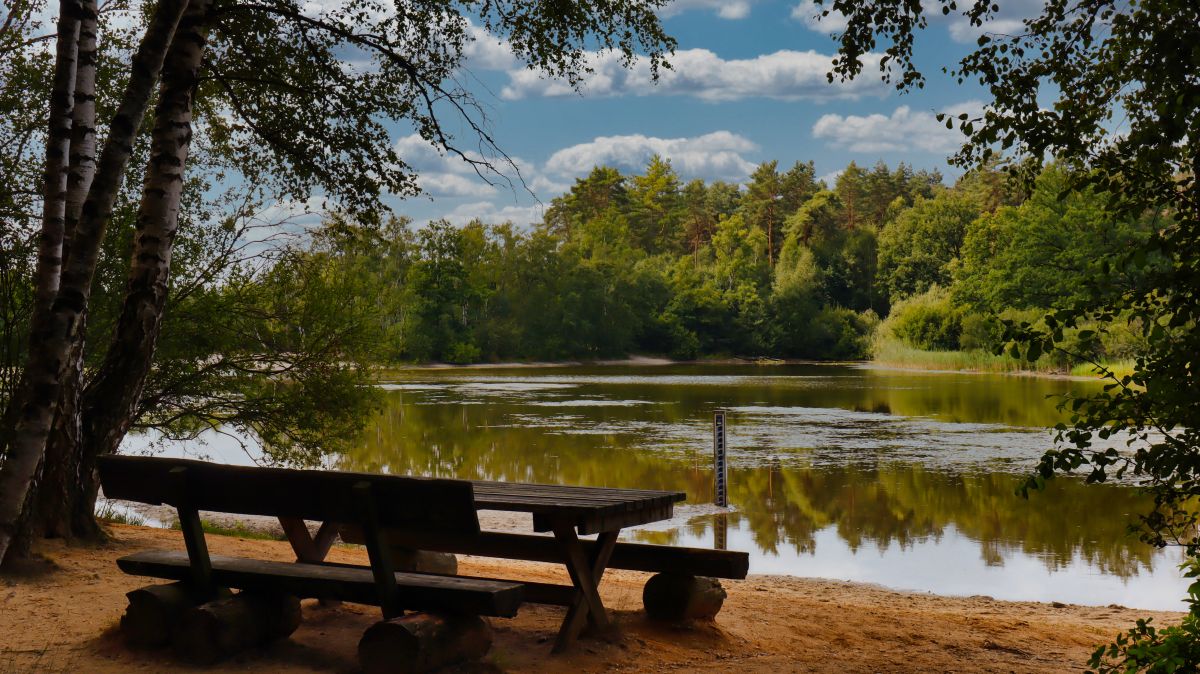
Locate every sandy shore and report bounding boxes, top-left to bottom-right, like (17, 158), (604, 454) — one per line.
(0, 523), (1181, 673)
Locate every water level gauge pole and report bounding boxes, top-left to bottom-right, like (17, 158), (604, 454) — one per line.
(713, 410), (728, 508)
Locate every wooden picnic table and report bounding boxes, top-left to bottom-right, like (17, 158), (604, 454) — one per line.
(100, 455), (695, 655)
(287, 478), (686, 652)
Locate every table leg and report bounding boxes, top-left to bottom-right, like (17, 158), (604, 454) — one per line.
(280, 518), (342, 608)
(551, 524), (619, 653)
(279, 517), (339, 563)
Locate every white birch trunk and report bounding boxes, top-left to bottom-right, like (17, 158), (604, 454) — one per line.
(79, 0), (214, 523)
(0, 0), (190, 565)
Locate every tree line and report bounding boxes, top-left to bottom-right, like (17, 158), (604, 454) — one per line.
(280, 157), (1152, 368)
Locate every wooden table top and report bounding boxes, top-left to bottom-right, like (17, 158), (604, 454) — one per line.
(469, 480), (686, 519)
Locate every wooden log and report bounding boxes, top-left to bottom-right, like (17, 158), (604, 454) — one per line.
(642, 573), (727, 622)
(120, 582), (230, 649)
(392, 548), (458, 575)
(171, 591), (301, 664)
(358, 613), (493, 674)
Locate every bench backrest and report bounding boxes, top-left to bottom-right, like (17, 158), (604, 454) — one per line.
(98, 455), (480, 536)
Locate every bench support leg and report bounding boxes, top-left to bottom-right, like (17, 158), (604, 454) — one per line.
(280, 517), (343, 608)
(279, 517), (339, 563)
(551, 525), (618, 654)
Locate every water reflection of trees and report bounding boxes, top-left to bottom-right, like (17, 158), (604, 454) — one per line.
(721, 464), (1157, 578)
(340, 391), (1157, 579)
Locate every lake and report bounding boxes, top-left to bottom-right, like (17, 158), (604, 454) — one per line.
(127, 363), (1188, 610)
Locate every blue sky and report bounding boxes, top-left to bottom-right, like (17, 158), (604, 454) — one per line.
(356, 0), (1040, 227)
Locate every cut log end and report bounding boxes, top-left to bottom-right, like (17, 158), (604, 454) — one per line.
(171, 591), (301, 664)
(642, 573), (727, 622)
(393, 549), (458, 575)
(358, 613), (492, 674)
(120, 582), (230, 649)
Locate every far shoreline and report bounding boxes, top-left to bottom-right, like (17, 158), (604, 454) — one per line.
(375, 354), (1105, 382)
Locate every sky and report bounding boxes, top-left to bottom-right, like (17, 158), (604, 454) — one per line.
(294, 0), (1043, 229)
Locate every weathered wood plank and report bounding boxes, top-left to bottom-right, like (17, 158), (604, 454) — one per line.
(311, 559), (580, 607)
(533, 503), (676, 534)
(339, 528), (749, 579)
(472, 481), (684, 499)
(116, 550), (524, 618)
(98, 456), (480, 535)
(471, 488), (683, 515)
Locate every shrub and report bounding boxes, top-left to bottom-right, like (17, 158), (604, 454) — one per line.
(885, 286), (963, 351)
(445, 341), (482, 364)
(958, 312), (1003, 351)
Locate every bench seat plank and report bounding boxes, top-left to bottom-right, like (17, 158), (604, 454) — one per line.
(117, 550), (524, 618)
(340, 528), (748, 579)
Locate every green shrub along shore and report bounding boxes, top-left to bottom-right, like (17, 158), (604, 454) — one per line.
(870, 285), (1140, 378)
(869, 334), (1135, 379)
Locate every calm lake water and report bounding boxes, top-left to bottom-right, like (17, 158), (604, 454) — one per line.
(127, 363), (1188, 610)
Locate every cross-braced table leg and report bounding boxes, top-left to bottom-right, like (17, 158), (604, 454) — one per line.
(279, 517), (342, 607)
(279, 517), (339, 563)
(551, 522), (619, 653)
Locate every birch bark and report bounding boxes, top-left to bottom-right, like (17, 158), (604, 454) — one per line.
(0, 0), (190, 564)
(77, 0), (215, 526)
(37, 0), (99, 540)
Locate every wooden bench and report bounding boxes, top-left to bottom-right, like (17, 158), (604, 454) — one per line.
(343, 527), (749, 579)
(98, 456), (525, 624)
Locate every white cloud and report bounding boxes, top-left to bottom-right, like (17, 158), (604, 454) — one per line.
(790, 0), (848, 33)
(462, 22), (517, 71)
(529, 175), (573, 197)
(417, 173), (498, 198)
(438, 201), (546, 227)
(660, 0), (755, 19)
(393, 134), (512, 198)
(412, 130), (764, 228)
(788, 0), (1040, 45)
(811, 102), (982, 154)
(818, 169), (843, 188)
(944, 0), (1041, 43)
(543, 131), (758, 181)
(254, 196), (327, 228)
(500, 48), (886, 102)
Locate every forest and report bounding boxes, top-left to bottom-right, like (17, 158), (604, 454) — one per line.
(259, 158), (1152, 369)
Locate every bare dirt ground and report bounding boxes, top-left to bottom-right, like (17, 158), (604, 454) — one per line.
(0, 523), (1182, 673)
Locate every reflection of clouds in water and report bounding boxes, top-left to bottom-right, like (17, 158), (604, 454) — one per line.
(660, 518), (1189, 611)
(455, 382), (578, 392)
(376, 381), (580, 394)
(456, 374), (835, 388)
(527, 399), (658, 407)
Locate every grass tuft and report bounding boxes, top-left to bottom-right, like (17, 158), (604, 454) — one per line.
(167, 518), (287, 541)
(95, 501), (147, 526)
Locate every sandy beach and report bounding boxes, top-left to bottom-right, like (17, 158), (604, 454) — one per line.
(0, 522), (1182, 673)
